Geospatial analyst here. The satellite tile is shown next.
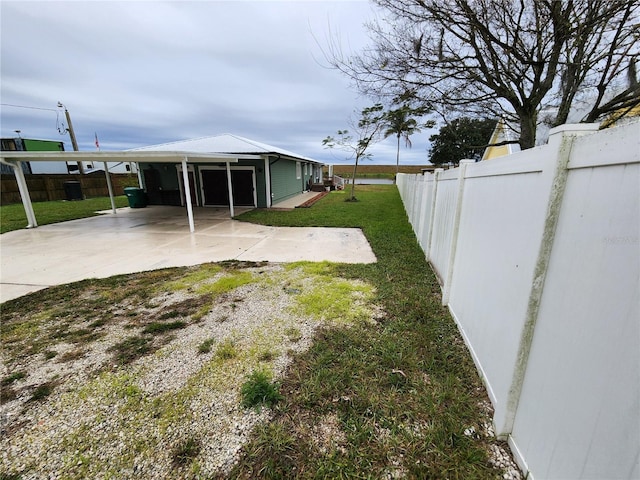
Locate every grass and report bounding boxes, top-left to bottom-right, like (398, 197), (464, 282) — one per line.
(0, 185), (510, 478)
(0, 195), (129, 234)
(229, 185), (501, 478)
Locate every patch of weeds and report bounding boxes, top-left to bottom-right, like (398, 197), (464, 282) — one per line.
(58, 348), (86, 363)
(1, 371), (26, 386)
(258, 349), (276, 362)
(0, 472), (22, 480)
(1, 386), (18, 404)
(197, 338), (215, 354)
(293, 276), (376, 325)
(43, 350), (58, 360)
(191, 303), (212, 322)
(241, 370), (283, 410)
(215, 338), (238, 360)
(108, 336), (152, 365)
(87, 318), (108, 330)
(285, 327), (302, 342)
(163, 264), (223, 292)
(285, 261), (337, 276)
(156, 295), (213, 321)
(172, 437), (201, 466)
(142, 321), (187, 335)
(195, 270), (255, 296)
(158, 310), (181, 320)
(29, 381), (54, 402)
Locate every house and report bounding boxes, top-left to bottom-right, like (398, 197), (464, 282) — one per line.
(1, 137), (66, 174)
(0, 137), (138, 175)
(131, 134), (323, 209)
(480, 119), (521, 161)
(482, 95), (640, 161)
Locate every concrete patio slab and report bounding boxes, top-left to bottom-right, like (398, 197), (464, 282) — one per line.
(0, 205), (376, 303)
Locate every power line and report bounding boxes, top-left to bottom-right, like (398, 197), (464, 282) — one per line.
(1, 103), (58, 112)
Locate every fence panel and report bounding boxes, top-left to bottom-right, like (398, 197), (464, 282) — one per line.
(509, 124), (640, 479)
(397, 121), (640, 480)
(428, 169), (459, 284)
(447, 152), (550, 413)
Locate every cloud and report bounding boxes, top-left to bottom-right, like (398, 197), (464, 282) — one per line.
(1, 1), (433, 165)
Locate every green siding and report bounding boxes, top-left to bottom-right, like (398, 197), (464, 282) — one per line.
(22, 139), (64, 152)
(270, 158), (304, 203)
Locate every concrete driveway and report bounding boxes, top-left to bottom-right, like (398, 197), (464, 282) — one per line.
(0, 205), (376, 303)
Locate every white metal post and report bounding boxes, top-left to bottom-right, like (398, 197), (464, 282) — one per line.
(12, 161), (38, 228)
(182, 157), (195, 233)
(226, 161), (235, 218)
(103, 162), (116, 214)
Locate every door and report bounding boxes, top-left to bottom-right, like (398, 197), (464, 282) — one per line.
(201, 170), (229, 205)
(231, 170), (255, 206)
(143, 168), (162, 204)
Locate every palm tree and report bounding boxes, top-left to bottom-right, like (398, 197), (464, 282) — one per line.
(384, 106), (421, 182)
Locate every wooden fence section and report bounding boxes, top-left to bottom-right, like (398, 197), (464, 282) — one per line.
(1, 173), (138, 205)
(397, 122), (640, 480)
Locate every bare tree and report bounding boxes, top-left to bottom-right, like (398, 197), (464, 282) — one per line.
(327, 0), (640, 149)
(323, 104), (386, 201)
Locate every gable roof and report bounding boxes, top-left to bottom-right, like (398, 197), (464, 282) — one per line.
(130, 133), (320, 164)
(481, 118), (521, 160)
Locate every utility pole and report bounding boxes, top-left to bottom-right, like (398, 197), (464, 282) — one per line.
(58, 102), (83, 174)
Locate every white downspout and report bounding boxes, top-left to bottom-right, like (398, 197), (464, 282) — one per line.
(182, 157), (195, 233)
(103, 162), (116, 214)
(226, 161), (235, 217)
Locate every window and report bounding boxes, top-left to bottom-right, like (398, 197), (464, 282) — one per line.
(296, 162), (301, 179)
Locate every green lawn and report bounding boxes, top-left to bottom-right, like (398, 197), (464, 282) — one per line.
(0, 196), (129, 234)
(231, 185), (504, 478)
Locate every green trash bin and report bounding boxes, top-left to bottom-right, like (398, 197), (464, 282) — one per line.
(124, 187), (147, 208)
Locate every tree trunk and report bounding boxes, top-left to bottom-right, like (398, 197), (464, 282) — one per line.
(518, 111), (538, 150)
(350, 156), (359, 200)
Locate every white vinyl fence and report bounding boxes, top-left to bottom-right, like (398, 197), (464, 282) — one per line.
(397, 123), (639, 480)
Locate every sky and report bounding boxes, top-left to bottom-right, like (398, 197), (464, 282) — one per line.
(1, 0), (436, 166)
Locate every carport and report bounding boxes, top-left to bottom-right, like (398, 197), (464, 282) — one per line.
(0, 150), (254, 232)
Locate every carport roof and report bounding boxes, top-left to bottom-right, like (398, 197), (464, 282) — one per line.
(0, 150), (243, 163)
(131, 133), (321, 164)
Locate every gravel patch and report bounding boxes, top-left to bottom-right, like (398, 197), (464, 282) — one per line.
(1, 261), (522, 479)
(0, 263), (378, 479)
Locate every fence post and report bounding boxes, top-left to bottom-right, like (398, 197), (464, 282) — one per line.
(416, 173), (430, 248)
(425, 168), (444, 262)
(442, 160), (473, 305)
(498, 124), (600, 439)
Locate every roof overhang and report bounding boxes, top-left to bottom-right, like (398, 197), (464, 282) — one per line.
(0, 151), (256, 165)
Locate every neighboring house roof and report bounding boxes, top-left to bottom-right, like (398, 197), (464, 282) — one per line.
(130, 133), (321, 164)
(481, 119), (521, 161)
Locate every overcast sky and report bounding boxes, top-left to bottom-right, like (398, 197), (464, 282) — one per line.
(1, 0), (436, 166)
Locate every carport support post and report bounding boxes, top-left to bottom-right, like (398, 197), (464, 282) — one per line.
(12, 161), (38, 228)
(182, 157), (195, 233)
(103, 162), (117, 214)
(226, 161), (235, 218)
